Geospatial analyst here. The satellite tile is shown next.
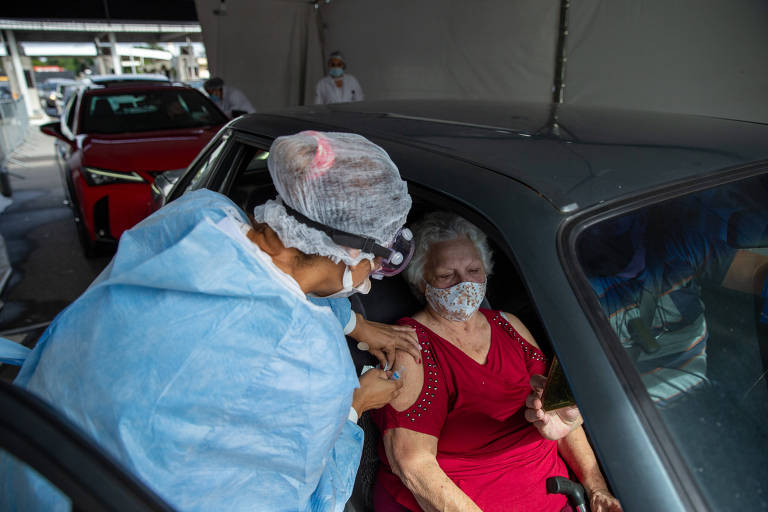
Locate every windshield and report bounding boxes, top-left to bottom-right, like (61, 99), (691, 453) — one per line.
(81, 89), (227, 134)
(576, 173), (768, 510)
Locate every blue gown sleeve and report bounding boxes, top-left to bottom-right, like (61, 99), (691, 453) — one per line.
(308, 297), (356, 334)
(311, 420), (364, 512)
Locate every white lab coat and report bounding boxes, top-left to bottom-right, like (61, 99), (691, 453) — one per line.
(219, 85), (256, 118)
(314, 74), (364, 104)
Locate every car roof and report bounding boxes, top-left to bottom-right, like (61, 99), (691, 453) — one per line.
(230, 100), (768, 211)
(88, 73), (170, 83)
(82, 83), (196, 96)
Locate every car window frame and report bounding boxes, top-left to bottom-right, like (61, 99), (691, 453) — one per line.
(557, 159), (768, 512)
(60, 92), (79, 140)
(165, 129), (233, 204)
(214, 132), (275, 197)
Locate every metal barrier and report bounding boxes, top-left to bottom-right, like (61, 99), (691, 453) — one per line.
(0, 98), (29, 197)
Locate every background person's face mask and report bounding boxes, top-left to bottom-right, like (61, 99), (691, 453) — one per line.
(328, 67), (344, 78)
(425, 278), (487, 322)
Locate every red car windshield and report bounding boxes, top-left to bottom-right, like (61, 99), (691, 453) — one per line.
(81, 89), (228, 134)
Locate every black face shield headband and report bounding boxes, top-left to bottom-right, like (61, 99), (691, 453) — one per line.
(281, 203), (414, 276)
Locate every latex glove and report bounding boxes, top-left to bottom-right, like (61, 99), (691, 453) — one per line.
(352, 368), (404, 416)
(350, 315), (421, 369)
(525, 374), (583, 440)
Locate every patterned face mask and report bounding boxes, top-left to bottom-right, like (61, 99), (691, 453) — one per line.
(425, 278), (487, 322)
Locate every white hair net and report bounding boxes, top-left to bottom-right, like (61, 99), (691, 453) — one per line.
(252, 131), (411, 266)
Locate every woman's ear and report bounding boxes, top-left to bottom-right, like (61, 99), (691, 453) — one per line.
(418, 278), (427, 294)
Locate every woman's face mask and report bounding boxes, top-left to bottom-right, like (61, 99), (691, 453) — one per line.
(425, 278), (487, 322)
(328, 66), (344, 78)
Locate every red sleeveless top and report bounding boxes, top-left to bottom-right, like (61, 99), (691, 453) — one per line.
(371, 309), (569, 512)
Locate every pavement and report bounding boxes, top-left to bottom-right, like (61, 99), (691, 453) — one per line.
(0, 118), (112, 346)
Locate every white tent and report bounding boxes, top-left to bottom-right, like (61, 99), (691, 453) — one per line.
(195, 0), (768, 122)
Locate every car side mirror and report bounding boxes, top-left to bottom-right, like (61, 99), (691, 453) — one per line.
(727, 210), (768, 248)
(39, 122), (72, 144)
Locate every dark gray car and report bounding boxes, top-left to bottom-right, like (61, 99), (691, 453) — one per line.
(158, 100), (768, 512)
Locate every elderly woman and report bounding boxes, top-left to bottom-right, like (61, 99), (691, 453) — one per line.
(371, 212), (622, 512)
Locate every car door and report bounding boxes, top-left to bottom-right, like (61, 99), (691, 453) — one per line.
(0, 381), (174, 511)
(563, 169), (768, 511)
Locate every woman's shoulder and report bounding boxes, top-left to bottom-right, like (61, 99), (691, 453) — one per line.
(490, 310), (542, 352)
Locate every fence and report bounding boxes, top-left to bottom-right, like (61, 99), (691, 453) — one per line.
(0, 98), (29, 197)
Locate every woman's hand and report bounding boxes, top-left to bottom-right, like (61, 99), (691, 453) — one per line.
(350, 315), (421, 369)
(352, 368), (404, 416)
(588, 487), (623, 512)
(525, 374), (583, 440)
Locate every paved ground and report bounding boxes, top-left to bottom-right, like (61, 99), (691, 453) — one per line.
(0, 122), (112, 344)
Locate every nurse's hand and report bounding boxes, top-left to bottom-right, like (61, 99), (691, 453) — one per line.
(351, 315), (421, 369)
(352, 368), (404, 416)
(525, 374), (583, 440)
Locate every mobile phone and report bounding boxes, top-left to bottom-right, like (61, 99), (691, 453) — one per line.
(540, 357), (576, 411)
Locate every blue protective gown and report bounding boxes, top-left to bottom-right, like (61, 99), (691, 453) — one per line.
(1, 190), (363, 511)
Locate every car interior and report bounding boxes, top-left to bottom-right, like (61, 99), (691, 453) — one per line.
(220, 142), (556, 511)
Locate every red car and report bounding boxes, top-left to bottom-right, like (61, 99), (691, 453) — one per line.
(41, 82), (229, 255)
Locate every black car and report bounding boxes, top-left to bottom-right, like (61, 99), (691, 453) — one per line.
(157, 100), (768, 512)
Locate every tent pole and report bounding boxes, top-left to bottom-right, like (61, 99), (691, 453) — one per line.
(552, 0), (570, 104)
(314, 1), (328, 73)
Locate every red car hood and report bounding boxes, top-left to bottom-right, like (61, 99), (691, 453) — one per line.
(82, 126), (222, 172)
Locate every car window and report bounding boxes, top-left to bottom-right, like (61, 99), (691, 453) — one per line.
(80, 89), (227, 134)
(62, 94), (78, 136)
(575, 173), (768, 510)
(181, 136), (229, 194)
(222, 147), (273, 211)
(0, 449), (72, 509)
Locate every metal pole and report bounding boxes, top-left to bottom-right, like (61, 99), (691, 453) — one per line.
(108, 32), (121, 75)
(4, 30), (35, 118)
(551, 0), (570, 104)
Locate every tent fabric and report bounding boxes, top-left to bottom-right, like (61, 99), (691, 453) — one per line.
(196, 0), (323, 109)
(2, 190), (363, 511)
(196, 0), (768, 122)
(565, 0), (768, 123)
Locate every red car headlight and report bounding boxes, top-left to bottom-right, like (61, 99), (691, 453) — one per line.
(83, 167), (147, 186)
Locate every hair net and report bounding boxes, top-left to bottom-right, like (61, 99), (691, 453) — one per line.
(328, 50), (345, 63)
(253, 131), (411, 266)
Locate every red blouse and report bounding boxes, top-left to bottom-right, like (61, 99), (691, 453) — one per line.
(372, 309), (569, 512)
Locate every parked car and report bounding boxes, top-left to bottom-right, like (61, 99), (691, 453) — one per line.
(37, 78), (77, 116)
(156, 100), (768, 511)
(39, 82), (228, 255)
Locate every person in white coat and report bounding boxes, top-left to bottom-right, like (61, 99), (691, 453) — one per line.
(204, 77), (256, 118)
(315, 51), (364, 105)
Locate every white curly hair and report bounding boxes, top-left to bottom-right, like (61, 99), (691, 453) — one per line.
(404, 211), (493, 297)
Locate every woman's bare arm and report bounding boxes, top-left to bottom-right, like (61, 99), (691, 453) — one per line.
(557, 427), (623, 512)
(383, 428), (481, 512)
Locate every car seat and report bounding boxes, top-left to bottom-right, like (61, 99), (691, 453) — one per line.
(91, 98), (114, 117)
(344, 275), (420, 512)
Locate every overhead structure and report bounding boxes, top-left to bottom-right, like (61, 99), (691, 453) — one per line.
(0, 0), (202, 117)
(195, 0), (768, 123)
